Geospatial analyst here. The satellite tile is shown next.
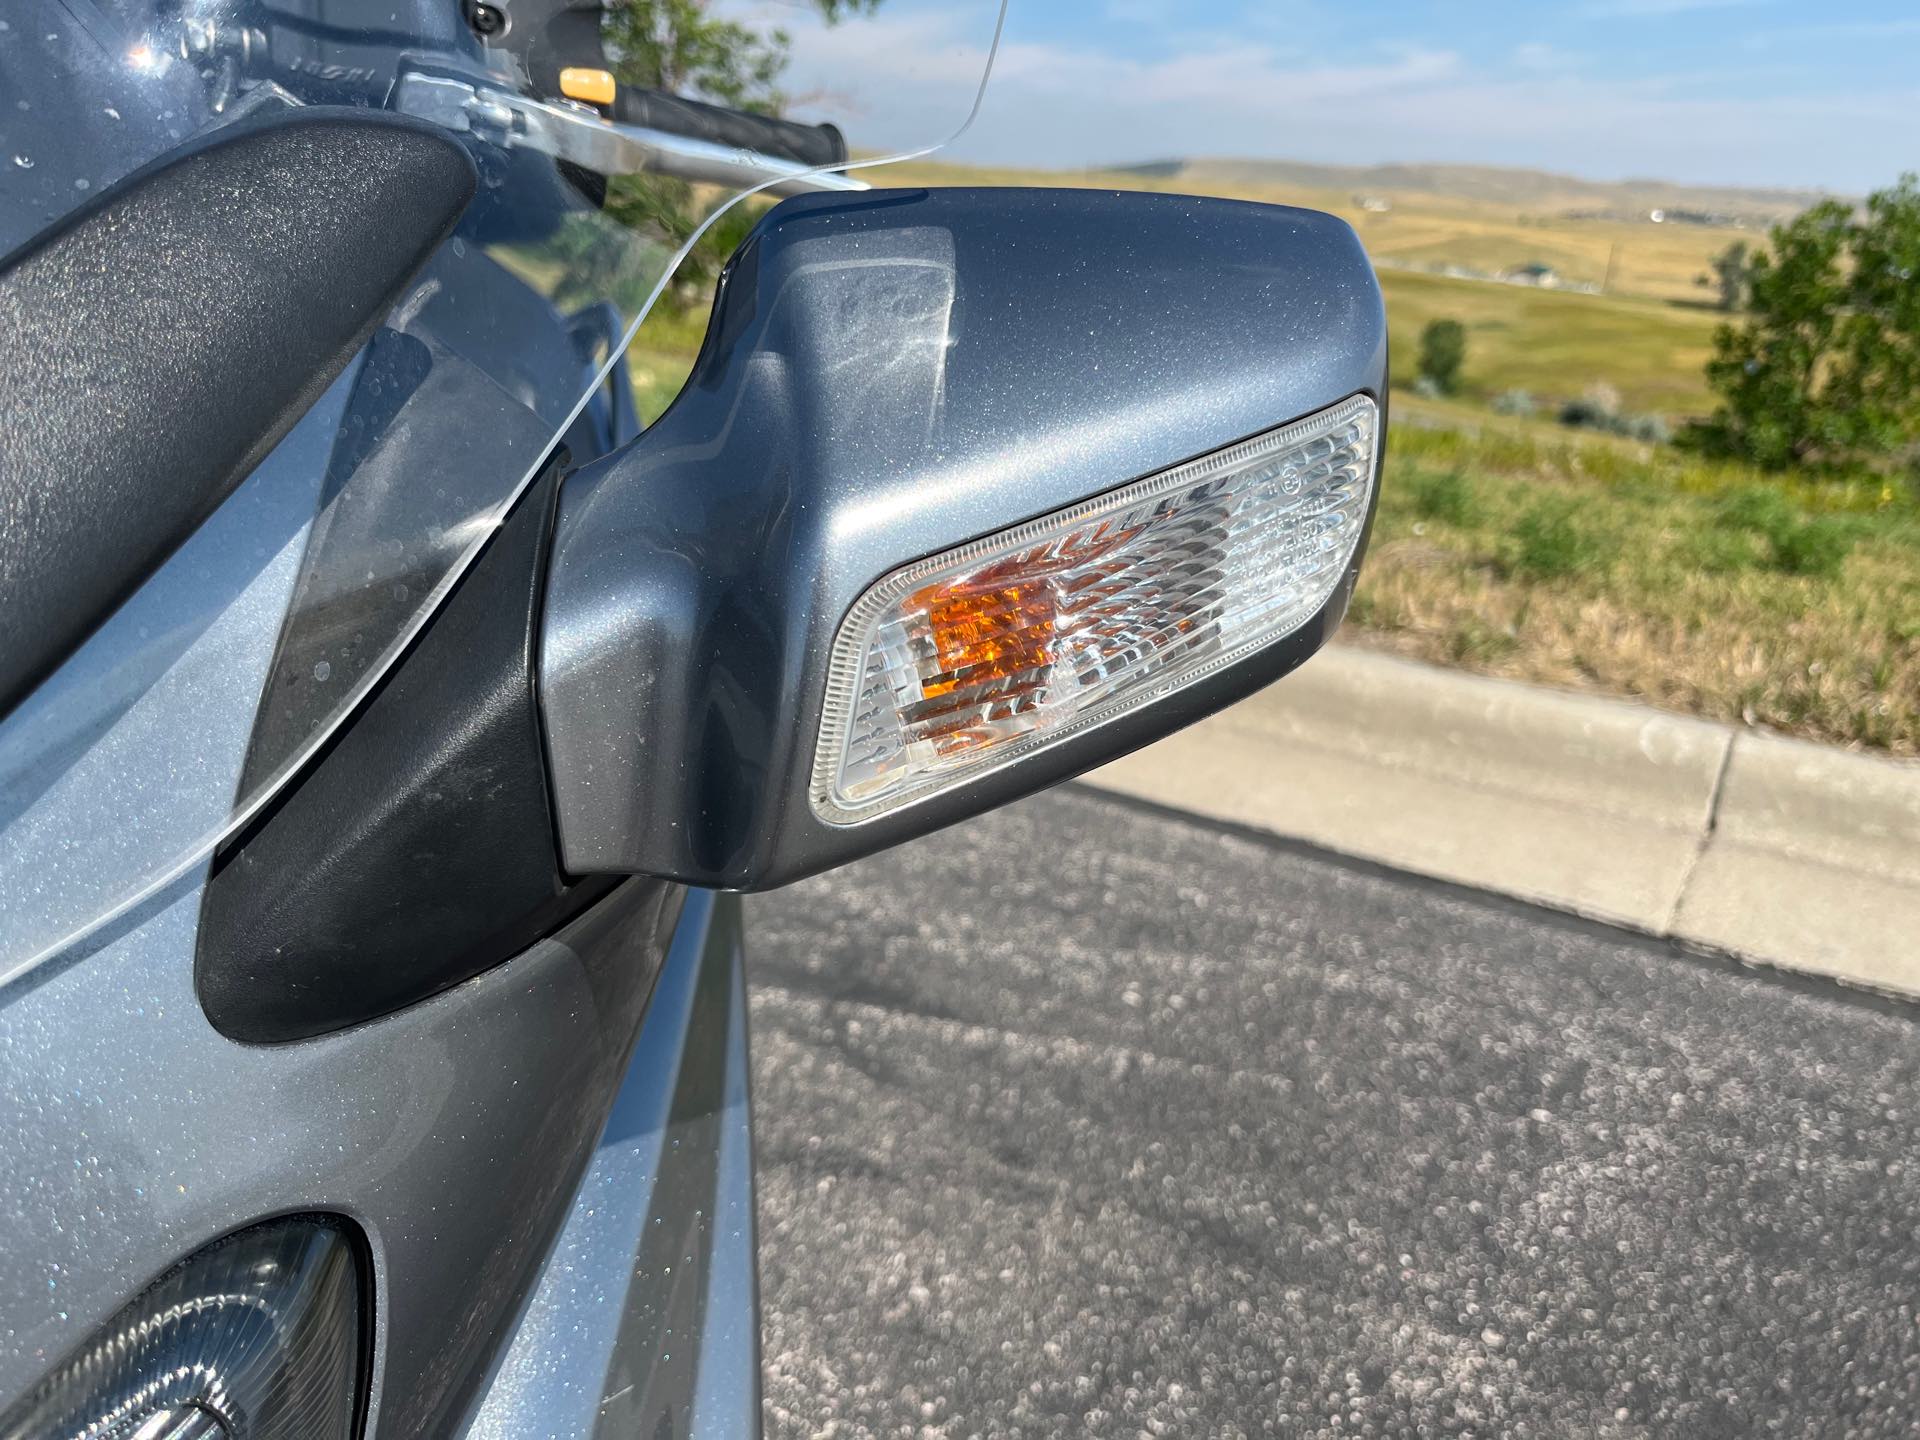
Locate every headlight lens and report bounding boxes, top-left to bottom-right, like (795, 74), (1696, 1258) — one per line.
(811, 394), (1379, 823)
(0, 1218), (365, 1440)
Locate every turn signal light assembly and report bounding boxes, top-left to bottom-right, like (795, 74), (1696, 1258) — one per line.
(811, 394), (1379, 822)
(536, 188), (1388, 887)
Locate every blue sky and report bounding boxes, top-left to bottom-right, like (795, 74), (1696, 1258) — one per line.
(765, 0), (1920, 193)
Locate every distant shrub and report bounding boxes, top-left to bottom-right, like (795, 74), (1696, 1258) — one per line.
(1418, 319), (1468, 395)
(1771, 516), (1854, 578)
(1717, 485), (1795, 536)
(1558, 397), (1609, 429)
(1491, 388), (1537, 417)
(1560, 383), (1621, 425)
(1506, 499), (1607, 580)
(1410, 468), (1478, 527)
(1715, 485), (1856, 578)
(1557, 389), (1671, 444)
(1683, 526), (1761, 574)
(1582, 381), (1623, 415)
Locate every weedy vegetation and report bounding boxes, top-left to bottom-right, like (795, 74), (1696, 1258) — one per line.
(1355, 418), (1920, 752)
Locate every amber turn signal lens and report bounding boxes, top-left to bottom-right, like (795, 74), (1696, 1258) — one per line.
(810, 395), (1379, 823)
(559, 67), (617, 107)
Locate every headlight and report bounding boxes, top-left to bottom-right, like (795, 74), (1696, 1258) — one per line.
(811, 394), (1379, 823)
(0, 1218), (365, 1440)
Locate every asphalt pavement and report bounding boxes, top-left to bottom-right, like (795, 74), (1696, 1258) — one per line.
(750, 786), (1920, 1438)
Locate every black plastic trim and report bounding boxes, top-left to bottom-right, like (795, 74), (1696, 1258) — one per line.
(613, 88), (847, 170)
(0, 108), (477, 718)
(196, 457), (588, 1043)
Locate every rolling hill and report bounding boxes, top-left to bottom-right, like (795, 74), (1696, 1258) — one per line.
(1115, 158), (1847, 225)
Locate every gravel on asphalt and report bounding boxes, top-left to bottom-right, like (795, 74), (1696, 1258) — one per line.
(751, 786), (1920, 1438)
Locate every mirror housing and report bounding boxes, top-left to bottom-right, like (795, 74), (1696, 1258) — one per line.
(539, 187), (1387, 889)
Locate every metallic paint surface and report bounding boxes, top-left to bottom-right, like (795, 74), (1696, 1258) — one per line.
(0, 1), (766, 989)
(0, 368), (350, 974)
(0, 858), (679, 1435)
(3, 20), (750, 1426)
(540, 187), (1389, 889)
(0, 376), (692, 1419)
(0, 293), (697, 1438)
(459, 891), (761, 1440)
(0, 312), (695, 1435)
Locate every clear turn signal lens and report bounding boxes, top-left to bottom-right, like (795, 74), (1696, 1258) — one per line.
(0, 1218), (364, 1440)
(812, 394), (1379, 823)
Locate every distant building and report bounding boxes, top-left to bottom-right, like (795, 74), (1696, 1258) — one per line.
(1354, 194), (1392, 213)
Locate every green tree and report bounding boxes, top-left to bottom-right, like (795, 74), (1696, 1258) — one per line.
(599, 0), (878, 305)
(1418, 318), (1468, 395)
(1833, 177), (1920, 464)
(1698, 174), (1920, 471)
(605, 0), (802, 114)
(1708, 239), (1750, 312)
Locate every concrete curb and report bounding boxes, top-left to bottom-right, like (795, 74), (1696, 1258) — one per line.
(1082, 644), (1920, 994)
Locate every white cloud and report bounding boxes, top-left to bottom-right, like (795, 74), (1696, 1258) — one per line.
(1511, 42), (1576, 73)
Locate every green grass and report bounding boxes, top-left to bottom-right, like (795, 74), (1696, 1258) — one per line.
(1503, 497), (1609, 580)
(1407, 468), (1479, 528)
(1379, 269), (1719, 418)
(1355, 406), (1920, 753)
(624, 305), (707, 424)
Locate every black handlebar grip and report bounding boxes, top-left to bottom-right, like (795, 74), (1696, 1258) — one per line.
(613, 88), (847, 171)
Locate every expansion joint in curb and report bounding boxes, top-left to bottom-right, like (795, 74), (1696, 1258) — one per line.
(1662, 730), (1736, 937)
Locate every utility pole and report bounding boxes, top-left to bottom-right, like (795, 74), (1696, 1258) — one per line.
(1603, 240), (1621, 294)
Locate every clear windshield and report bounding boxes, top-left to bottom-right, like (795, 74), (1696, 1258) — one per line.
(0, 0), (1007, 983)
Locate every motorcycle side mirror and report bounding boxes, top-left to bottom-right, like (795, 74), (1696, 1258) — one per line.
(538, 186), (1387, 890)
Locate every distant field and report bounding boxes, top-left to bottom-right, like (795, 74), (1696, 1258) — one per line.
(880, 157), (1727, 419)
(1378, 270), (1719, 416)
(881, 156), (1757, 304)
(1141, 155), (1834, 224)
